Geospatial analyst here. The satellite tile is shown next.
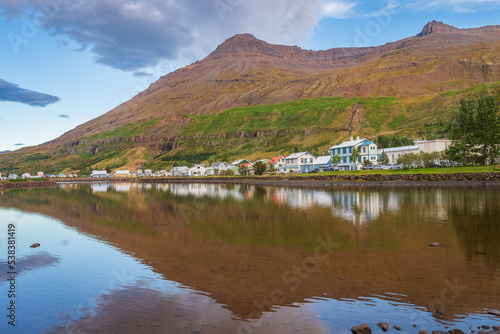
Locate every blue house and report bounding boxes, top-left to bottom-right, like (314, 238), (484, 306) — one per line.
(330, 136), (379, 170)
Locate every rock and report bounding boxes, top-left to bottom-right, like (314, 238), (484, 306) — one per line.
(432, 331), (448, 334)
(482, 325), (491, 330)
(419, 330), (429, 334)
(413, 324), (418, 328)
(393, 325), (402, 330)
(430, 242), (440, 247)
(493, 326), (500, 330)
(30, 243), (40, 248)
(351, 324), (372, 334)
(449, 330), (465, 334)
(477, 330), (487, 334)
(488, 310), (500, 317)
(377, 322), (389, 332)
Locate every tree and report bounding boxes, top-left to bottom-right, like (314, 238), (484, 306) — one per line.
(474, 95), (500, 165)
(448, 94), (500, 165)
(397, 153), (419, 169)
(332, 155), (342, 166)
(238, 164), (249, 175)
(378, 151), (389, 165)
(350, 147), (361, 170)
(253, 161), (267, 175)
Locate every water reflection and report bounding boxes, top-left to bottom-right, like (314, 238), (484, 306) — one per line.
(1, 183), (499, 333)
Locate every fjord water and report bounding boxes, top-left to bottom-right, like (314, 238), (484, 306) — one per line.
(0, 183), (499, 334)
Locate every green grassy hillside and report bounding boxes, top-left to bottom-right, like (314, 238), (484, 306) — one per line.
(1, 82), (499, 174)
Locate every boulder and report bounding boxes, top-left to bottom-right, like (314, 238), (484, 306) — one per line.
(351, 324), (372, 334)
(418, 330), (429, 334)
(30, 243), (40, 248)
(377, 322), (389, 332)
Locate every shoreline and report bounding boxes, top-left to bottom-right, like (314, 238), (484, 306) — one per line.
(2, 172), (500, 190)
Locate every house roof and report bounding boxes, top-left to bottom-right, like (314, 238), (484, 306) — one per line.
(230, 159), (248, 165)
(379, 145), (419, 153)
(330, 138), (367, 150)
(210, 162), (228, 168)
(286, 152), (316, 159)
(270, 155), (283, 164)
(314, 156), (332, 165)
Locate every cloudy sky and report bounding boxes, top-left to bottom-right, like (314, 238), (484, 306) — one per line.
(0, 0), (499, 151)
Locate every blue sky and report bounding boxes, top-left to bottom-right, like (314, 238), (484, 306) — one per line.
(0, 0), (499, 152)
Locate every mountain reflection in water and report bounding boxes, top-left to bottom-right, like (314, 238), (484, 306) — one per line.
(0, 182), (499, 333)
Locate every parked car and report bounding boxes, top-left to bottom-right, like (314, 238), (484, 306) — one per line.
(380, 165), (390, 170)
(309, 168), (320, 173)
(362, 165), (374, 170)
(372, 165), (383, 170)
(388, 164), (402, 170)
(323, 166), (339, 172)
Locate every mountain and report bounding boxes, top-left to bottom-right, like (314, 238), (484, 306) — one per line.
(1, 21), (500, 173)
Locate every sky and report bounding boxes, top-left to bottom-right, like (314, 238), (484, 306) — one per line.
(0, 0), (499, 152)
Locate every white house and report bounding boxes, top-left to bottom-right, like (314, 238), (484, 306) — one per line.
(379, 140), (451, 164)
(171, 166), (190, 177)
(22, 173), (32, 179)
(330, 137), (379, 171)
(189, 164), (207, 176)
(278, 152), (317, 173)
(270, 155), (286, 171)
(313, 156), (333, 171)
(415, 139), (451, 153)
(230, 159), (249, 167)
(210, 162), (230, 174)
(379, 145), (419, 164)
(91, 170), (108, 178)
(115, 170), (131, 178)
(8, 174), (19, 180)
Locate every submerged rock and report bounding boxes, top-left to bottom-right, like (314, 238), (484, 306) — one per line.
(377, 322), (389, 332)
(30, 243), (40, 248)
(418, 330), (429, 334)
(351, 323), (372, 334)
(430, 242), (439, 247)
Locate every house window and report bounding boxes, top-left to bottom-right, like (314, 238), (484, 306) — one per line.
(371, 157), (375, 160)
(310, 158), (313, 163)
(343, 157), (347, 163)
(358, 157), (361, 162)
(371, 146), (375, 150)
(363, 147), (366, 153)
(349, 147), (352, 153)
(343, 148), (346, 154)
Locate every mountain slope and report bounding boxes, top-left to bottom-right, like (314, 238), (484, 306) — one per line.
(2, 21), (500, 172)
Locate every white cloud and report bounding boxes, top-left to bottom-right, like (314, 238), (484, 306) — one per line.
(0, 0), (325, 71)
(321, 0), (358, 18)
(405, 0), (500, 13)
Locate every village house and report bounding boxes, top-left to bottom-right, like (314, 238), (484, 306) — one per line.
(210, 162), (230, 174)
(230, 159), (249, 167)
(278, 152), (317, 173)
(115, 170), (131, 178)
(313, 156), (333, 171)
(171, 166), (190, 177)
(379, 145), (420, 164)
(189, 164), (207, 176)
(330, 137), (379, 171)
(91, 170), (108, 178)
(379, 139), (452, 164)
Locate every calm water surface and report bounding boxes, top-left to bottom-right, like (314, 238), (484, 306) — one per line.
(0, 182), (499, 333)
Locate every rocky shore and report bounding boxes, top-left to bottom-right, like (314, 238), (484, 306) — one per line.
(0, 180), (56, 190)
(351, 322), (500, 334)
